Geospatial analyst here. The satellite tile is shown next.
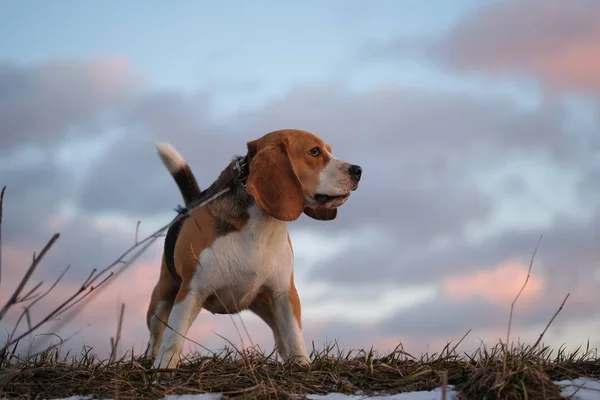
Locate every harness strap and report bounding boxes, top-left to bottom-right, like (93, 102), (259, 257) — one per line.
(163, 153), (251, 286)
(233, 154), (250, 187)
(164, 214), (185, 286)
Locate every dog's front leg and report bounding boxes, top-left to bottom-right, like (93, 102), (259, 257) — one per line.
(153, 287), (205, 369)
(272, 286), (310, 365)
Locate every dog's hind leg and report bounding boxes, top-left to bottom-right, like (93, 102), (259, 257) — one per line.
(145, 257), (179, 358)
(152, 283), (207, 369)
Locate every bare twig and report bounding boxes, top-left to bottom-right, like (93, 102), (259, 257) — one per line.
(16, 330), (81, 362)
(0, 186), (5, 289)
(24, 308), (32, 331)
(0, 233), (60, 321)
(154, 314), (215, 355)
(505, 235), (543, 347)
(81, 267), (97, 288)
(53, 272), (115, 318)
(51, 234), (157, 326)
(13, 273), (68, 341)
(450, 329), (472, 354)
(1, 271), (114, 353)
(503, 234), (542, 374)
(532, 293), (570, 349)
(18, 281), (44, 303)
(134, 221), (141, 244)
(109, 302), (126, 363)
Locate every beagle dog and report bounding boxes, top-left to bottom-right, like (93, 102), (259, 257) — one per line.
(146, 129), (362, 369)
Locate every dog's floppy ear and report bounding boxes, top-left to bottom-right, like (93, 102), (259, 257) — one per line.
(303, 206), (337, 221)
(246, 138), (304, 221)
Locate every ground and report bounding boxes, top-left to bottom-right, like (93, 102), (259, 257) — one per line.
(1, 342), (599, 399)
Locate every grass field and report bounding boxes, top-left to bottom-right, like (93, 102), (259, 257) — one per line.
(1, 339), (599, 399)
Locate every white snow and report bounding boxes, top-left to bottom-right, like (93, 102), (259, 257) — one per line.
(305, 385), (457, 400)
(21, 377), (600, 400)
(556, 377), (600, 400)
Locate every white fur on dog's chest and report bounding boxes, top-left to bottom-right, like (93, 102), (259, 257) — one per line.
(192, 205), (292, 312)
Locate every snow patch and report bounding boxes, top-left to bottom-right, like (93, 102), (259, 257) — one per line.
(25, 377), (600, 400)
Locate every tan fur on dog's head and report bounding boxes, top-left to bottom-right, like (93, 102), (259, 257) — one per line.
(246, 129), (361, 222)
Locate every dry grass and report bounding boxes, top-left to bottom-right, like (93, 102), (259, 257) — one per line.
(0, 340), (598, 399)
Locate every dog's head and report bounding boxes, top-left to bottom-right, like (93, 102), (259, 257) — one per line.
(245, 129), (362, 221)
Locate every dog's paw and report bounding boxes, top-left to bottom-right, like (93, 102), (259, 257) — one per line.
(287, 354), (311, 368)
(152, 350), (180, 370)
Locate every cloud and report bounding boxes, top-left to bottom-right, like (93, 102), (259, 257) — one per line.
(0, 57), (145, 252)
(0, 58), (141, 154)
(429, 0), (600, 94)
(442, 260), (545, 306)
(378, 280), (598, 341)
(0, 158), (70, 242)
(77, 91), (241, 218)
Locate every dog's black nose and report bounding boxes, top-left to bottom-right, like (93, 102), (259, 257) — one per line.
(348, 164), (362, 181)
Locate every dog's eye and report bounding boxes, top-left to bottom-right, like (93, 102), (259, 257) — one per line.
(309, 147), (321, 157)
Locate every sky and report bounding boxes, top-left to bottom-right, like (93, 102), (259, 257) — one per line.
(1, 0), (599, 360)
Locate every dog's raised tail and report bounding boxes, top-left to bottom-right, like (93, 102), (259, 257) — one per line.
(155, 142), (201, 206)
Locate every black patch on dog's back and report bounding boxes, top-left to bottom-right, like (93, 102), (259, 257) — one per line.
(163, 154), (255, 285)
(214, 219), (237, 236)
(164, 216), (184, 286)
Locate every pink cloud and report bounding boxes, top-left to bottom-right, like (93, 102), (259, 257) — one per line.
(37, 57), (143, 99)
(442, 259), (545, 306)
(565, 285), (600, 309)
(437, 1), (600, 94)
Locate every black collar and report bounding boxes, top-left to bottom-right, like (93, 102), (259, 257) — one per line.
(233, 154), (251, 187)
(175, 153), (252, 216)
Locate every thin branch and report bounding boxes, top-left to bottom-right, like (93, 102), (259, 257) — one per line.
(54, 237), (156, 320)
(8, 264), (72, 343)
(0, 186), (5, 289)
(1, 273), (112, 352)
(0, 233), (60, 321)
(533, 293), (570, 349)
(24, 308), (32, 331)
(450, 328), (472, 354)
(109, 302), (126, 363)
(18, 281), (44, 303)
(134, 221), (141, 245)
(62, 189), (229, 317)
(20, 330), (81, 362)
(53, 273), (115, 318)
(81, 267), (97, 288)
(154, 314), (215, 355)
(503, 234), (542, 374)
(505, 235), (543, 347)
